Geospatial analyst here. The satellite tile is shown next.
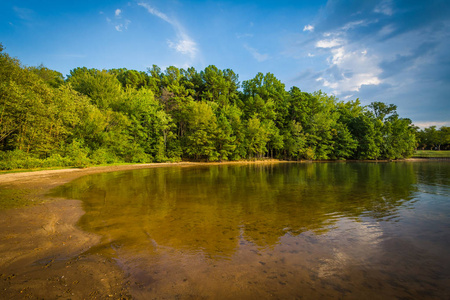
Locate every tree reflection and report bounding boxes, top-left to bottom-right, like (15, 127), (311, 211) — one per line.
(51, 162), (418, 257)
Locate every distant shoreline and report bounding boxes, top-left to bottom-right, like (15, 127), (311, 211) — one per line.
(1, 158), (448, 187)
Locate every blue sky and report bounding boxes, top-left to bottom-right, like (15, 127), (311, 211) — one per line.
(1, 0), (449, 127)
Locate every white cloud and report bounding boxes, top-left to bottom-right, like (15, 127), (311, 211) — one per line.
(115, 9), (122, 17)
(316, 38), (343, 48)
(378, 24), (395, 37)
(374, 0), (394, 16)
(138, 2), (198, 59)
(414, 121), (450, 129)
(168, 37), (197, 56)
(341, 20), (365, 31)
(303, 24), (314, 32)
(244, 44), (269, 62)
(114, 19), (130, 32)
(138, 2), (175, 25)
(317, 46), (382, 94)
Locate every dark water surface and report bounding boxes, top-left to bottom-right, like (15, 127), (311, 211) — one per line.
(50, 162), (450, 299)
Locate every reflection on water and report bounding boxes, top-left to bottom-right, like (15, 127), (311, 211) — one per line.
(50, 162), (450, 299)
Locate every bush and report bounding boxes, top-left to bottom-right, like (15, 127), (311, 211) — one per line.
(90, 148), (120, 165)
(63, 140), (91, 168)
(129, 148), (153, 163)
(42, 154), (71, 168)
(0, 150), (42, 170)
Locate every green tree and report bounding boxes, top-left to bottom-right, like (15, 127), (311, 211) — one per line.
(246, 115), (270, 159)
(28, 64), (64, 88)
(67, 68), (123, 109)
(184, 101), (218, 160)
(283, 120), (306, 160)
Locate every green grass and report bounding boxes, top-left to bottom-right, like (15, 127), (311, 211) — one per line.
(413, 150), (450, 158)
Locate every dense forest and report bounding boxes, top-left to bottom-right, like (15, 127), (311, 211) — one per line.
(0, 43), (429, 169)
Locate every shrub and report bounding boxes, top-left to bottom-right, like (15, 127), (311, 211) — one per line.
(63, 140), (91, 168)
(0, 150), (42, 170)
(90, 148), (120, 165)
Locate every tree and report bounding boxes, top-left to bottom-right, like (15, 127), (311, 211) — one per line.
(438, 126), (450, 150)
(246, 115), (270, 159)
(67, 68), (123, 109)
(283, 120), (306, 160)
(184, 101), (218, 161)
(215, 113), (236, 161)
(368, 102), (397, 121)
(348, 113), (380, 159)
(200, 65), (240, 106)
(28, 64), (64, 88)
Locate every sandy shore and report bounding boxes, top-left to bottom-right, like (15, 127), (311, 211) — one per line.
(0, 161), (285, 298)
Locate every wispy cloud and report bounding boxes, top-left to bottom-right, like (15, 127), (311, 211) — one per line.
(13, 6), (34, 21)
(236, 33), (254, 39)
(138, 2), (173, 24)
(138, 2), (198, 59)
(106, 8), (130, 32)
(316, 38), (342, 48)
(244, 44), (269, 62)
(374, 0), (394, 16)
(303, 24), (314, 32)
(414, 121), (450, 129)
(115, 19), (131, 32)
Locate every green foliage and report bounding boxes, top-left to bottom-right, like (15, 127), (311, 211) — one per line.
(416, 126), (450, 150)
(184, 101), (218, 160)
(90, 148), (119, 165)
(0, 150), (42, 169)
(28, 64), (64, 88)
(0, 44), (419, 170)
(63, 139), (91, 168)
(66, 68), (122, 109)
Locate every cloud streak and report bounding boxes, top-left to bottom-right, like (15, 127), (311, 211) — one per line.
(244, 44), (269, 62)
(13, 6), (34, 21)
(138, 2), (198, 59)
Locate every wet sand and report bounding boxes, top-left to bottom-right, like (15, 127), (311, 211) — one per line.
(0, 161), (283, 298)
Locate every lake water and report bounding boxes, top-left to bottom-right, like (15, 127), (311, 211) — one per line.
(50, 162), (450, 299)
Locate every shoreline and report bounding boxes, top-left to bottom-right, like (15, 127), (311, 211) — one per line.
(1, 157), (445, 186)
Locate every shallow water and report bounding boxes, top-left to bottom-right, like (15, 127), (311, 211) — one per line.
(50, 162), (450, 299)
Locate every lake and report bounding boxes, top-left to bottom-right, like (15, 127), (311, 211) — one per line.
(50, 162), (450, 299)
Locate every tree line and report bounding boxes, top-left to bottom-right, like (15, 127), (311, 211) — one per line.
(0, 43), (418, 169)
(416, 126), (450, 151)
